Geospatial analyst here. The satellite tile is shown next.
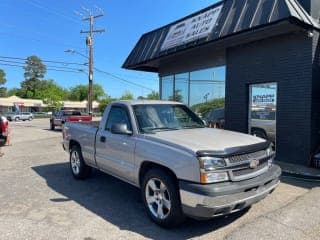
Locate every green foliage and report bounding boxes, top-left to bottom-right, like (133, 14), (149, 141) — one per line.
(191, 98), (225, 116)
(37, 80), (68, 110)
(98, 95), (116, 113)
(120, 91), (134, 100)
(68, 84), (105, 101)
(6, 88), (21, 97)
(0, 69), (7, 85)
(146, 91), (159, 100)
(168, 90), (183, 102)
(0, 87), (6, 97)
(20, 55), (47, 98)
(23, 55), (46, 81)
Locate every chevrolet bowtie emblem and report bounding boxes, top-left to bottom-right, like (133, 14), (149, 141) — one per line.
(250, 159), (260, 169)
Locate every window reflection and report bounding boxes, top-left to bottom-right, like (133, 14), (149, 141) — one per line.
(161, 75), (174, 101)
(174, 73), (189, 104)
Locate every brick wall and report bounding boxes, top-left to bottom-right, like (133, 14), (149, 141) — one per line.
(225, 32), (313, 165)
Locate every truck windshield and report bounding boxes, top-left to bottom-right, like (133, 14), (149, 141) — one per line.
(133, 104), (205, 133)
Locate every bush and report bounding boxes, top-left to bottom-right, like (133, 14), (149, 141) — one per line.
(191, 98), (225, 116)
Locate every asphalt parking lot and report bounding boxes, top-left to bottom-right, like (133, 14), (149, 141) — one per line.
(0, 119), (319, 240)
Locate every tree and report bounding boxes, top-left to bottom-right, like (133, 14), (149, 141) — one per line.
(20, 55), (47, 98)
(120, 91), (134, 100)
(6, 88), (21, 97)
(37, 80), (68, 110)
(168, 90), (183, 102)
(191, 98), (225, 116)
(146, 91), (159, 100)
(68, 84), (105, 101)
(0, 69), (7, 97)
(0, 69), (6, 85)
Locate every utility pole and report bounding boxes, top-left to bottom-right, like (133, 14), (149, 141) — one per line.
(79, 7), (105, 115)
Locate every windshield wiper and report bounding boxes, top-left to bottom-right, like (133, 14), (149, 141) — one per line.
(150, 127), (180, 132)
(182, 125), (205, 129)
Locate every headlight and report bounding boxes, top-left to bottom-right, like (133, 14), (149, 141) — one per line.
(198, 156), (226, 171)
(198, 156), (229, 183)
(266, 144), (275, 167)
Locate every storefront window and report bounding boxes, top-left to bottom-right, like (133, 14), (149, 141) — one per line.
(189, 67), (225, 106)
(174, 73), (189, 105)
(161, 75), (174, 101)
(160, 66), (225, 118)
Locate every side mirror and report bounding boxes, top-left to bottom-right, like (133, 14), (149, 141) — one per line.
(111, 123), (132, 135)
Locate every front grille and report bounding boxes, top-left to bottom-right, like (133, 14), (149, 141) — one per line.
(228, 150), (267, 164)
(232, 160), (268, 177)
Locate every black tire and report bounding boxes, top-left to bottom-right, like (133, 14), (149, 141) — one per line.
(251, 129), (267, 140)
(69, 145), (91, 180)
(141, 168), (185, 228)
(50, 122), (55, 130)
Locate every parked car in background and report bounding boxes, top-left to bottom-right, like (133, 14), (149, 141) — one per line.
(0, 116), (8, 146)
(250, 110), (276, 143)
(7, 112), (34, 121)
(204, 108), (276, 143)
(50, 110), (92, 130)
(204, 108), (225, 128)
(62, 100), (281, 227)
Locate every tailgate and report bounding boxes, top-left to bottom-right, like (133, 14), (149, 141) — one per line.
(67, 115), (92, 122)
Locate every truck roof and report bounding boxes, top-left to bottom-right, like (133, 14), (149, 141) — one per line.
(111, 100), (184, 106)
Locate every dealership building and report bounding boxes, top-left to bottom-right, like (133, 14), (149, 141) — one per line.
(123, 0), (320, 167)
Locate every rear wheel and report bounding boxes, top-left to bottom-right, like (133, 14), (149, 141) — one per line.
(141, 168), (185, 228)
(251, 129), (267, 140)
(70, 145), (91, 180)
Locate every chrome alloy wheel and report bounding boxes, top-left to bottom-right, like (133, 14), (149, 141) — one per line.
(145, 178), (171, 220)
(70, 150), (81, 175)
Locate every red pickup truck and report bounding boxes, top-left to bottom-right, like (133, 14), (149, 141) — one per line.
(0, 116), (9, 146)
(50, 110), (92, 130)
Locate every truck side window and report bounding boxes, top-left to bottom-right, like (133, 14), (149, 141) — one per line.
(105, 106), (132, 131)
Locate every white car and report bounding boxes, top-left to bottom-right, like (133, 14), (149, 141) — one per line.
(7, 112), (34, 121)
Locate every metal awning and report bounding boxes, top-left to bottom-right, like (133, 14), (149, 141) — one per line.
(123, 0), (319, 72)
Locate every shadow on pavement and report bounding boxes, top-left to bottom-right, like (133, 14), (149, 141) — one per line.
(280, 175), (320, 189)
(32, 162), (248, 239)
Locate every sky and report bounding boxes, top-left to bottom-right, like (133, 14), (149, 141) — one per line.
(0, 0), (219, 99)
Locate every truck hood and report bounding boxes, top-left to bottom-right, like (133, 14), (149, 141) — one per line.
(145, 128), (266, 155)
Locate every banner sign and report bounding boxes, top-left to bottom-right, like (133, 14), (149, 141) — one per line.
(161, 5), (223, 51)
(252, 94), (275, 106)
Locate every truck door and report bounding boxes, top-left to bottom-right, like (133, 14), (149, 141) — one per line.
(95, 105), (136, 183)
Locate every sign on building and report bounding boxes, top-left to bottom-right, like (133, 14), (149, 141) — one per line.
(161, 5), (223, 51)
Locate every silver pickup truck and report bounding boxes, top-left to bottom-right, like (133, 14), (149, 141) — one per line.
(62, 100), (281, 227)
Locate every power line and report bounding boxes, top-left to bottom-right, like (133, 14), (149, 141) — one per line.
(94, 68), (156, 92)
(26, 0), (79, 24)
(0, 63), (84, 74)
(0, 56), (85, 66)
(0, 55), (157, 91)
(0, 59), (86, 72)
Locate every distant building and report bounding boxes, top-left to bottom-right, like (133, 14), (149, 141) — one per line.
(0, 96), (99, 113)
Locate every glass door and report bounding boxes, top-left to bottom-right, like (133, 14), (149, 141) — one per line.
(249, 83), (277, 145)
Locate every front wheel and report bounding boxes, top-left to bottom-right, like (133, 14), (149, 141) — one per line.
(141, 168), (185, 228)
(70, 145), (91, 180)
